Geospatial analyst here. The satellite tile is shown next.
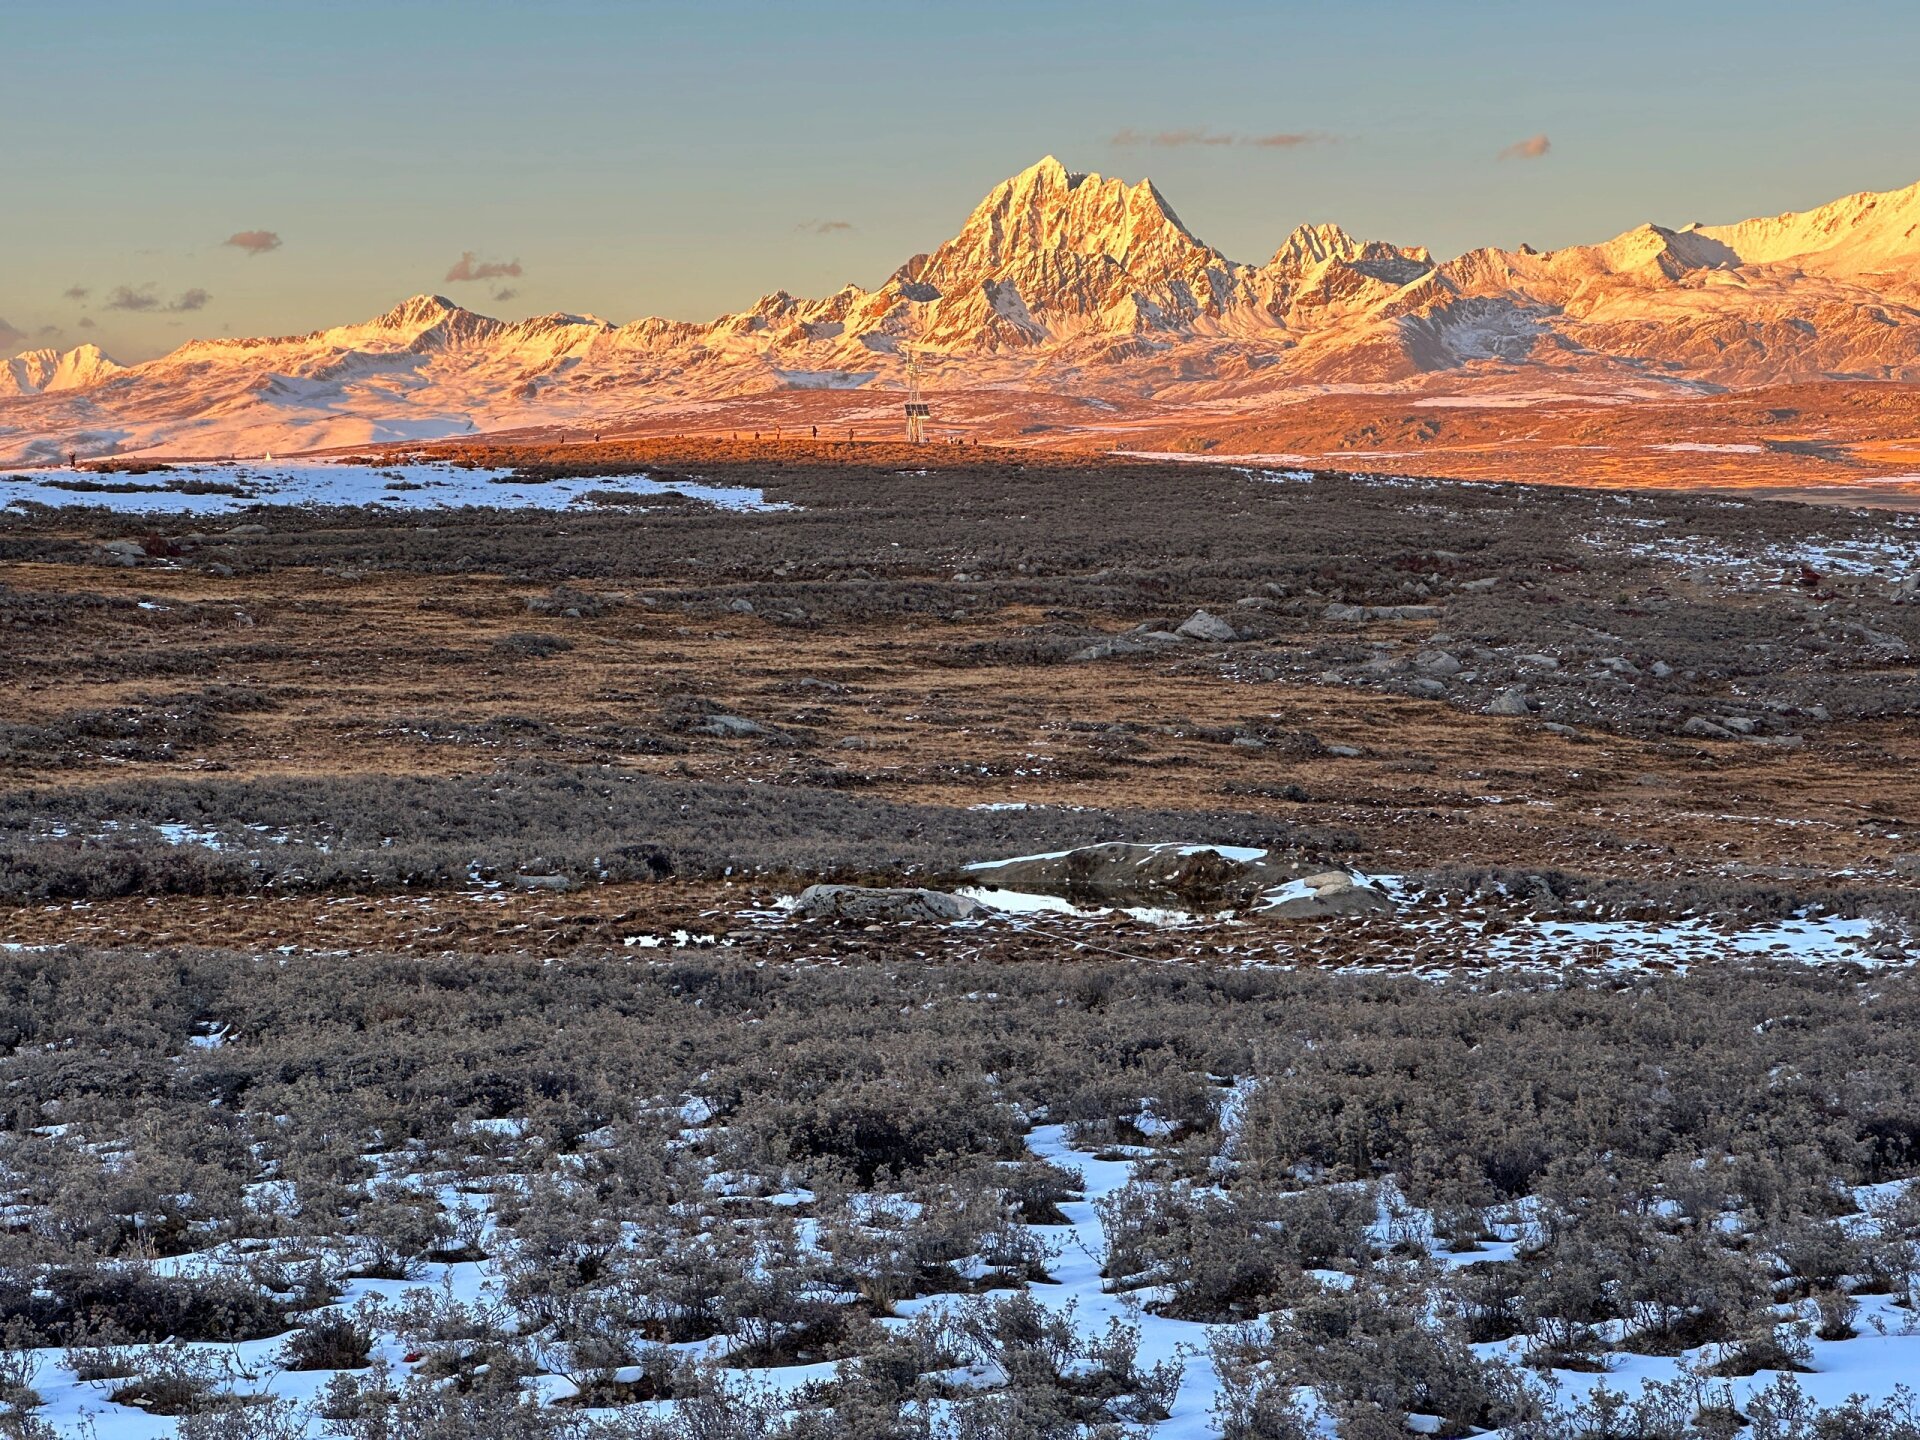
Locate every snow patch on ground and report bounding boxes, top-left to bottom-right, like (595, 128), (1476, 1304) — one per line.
(0, 462), (789, 515)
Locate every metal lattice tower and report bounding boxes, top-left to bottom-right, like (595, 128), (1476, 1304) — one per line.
(903, 344), (930, 445)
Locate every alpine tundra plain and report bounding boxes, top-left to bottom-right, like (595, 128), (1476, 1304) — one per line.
(3, 432), (1920, 1440)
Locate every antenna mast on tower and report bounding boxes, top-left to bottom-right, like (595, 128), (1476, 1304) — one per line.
(902, 344), (930, 445)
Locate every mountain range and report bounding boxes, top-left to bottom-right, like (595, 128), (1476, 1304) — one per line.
(6, 156), (1920, 465)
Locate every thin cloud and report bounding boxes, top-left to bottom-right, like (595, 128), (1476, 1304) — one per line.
(1110, 127), (1331, 149)
(1500, 133), (1552, 161)
(224, 229), (283, 255)
(78, 317), (96, 330)
(490, 286), (519, 302)
(445, 251), (522, 282)
(104, 286), (160, 312)
(1112, 127), (1231, 148)
(0, 318), (25, 350)
(796, 219), (855, 234)
(63, 286), (90, 301)
(105, 284), (213, 313)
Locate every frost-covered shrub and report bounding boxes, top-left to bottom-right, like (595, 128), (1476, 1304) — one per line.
(939, 1293), (1182, 1433)
(282, 1310), (375, 1371)
(354, 1183), (455, 1280)
(317, 1368), (580, 1439)
(1239, 1279), (1502, 1431)
(1096, 1178), (1311, 1321)
(177, 1398), (311, 1440)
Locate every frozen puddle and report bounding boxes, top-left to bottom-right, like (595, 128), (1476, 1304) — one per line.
(0, 461), (790, 515)
(958, 844), (1400, 931)
(956, 886), (1229, 929)
(959, 842), (1276, 929)
(962, 841), (1270, 873)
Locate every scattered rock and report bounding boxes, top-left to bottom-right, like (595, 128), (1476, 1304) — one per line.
(693, 715), (768, 739)
(1487, 688), (1531, 716)
(1682, 716), (1735, 740)
(1072, 633), (1173, 661)
(1323, 601), (1441, 623)
(793, 885), (981, 923)
(1415, 650), (1462, 676)
(1175, 609), (1238, 642)
(728, 598), (755, 614)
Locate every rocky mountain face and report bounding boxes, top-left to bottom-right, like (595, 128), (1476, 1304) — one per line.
(6, 160), (1920, 462)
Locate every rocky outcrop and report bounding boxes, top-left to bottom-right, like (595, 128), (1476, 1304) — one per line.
(1262, 871), (1395, 920)
(967, 842), (1316, 911)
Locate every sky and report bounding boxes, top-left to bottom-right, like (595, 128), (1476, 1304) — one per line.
(5, 0), (1920, 363)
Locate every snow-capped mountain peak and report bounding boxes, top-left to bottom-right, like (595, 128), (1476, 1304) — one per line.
(0, 343), (123, 398)
(9, 158), (1920, 463)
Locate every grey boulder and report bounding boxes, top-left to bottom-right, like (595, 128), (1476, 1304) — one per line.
(1175, 609), (1239, 642)
(1487, 688), (1531, 716)
(793, 885), (982, 923)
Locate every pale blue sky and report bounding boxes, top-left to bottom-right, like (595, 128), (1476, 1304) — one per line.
(5, 0), (1919, 361)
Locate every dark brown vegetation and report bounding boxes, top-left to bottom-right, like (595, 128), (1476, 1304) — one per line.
(3, 449), (1917, 922)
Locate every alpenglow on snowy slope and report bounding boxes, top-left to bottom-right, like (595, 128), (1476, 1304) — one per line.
(10, 157), (1920, 463)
